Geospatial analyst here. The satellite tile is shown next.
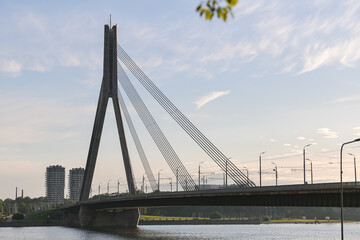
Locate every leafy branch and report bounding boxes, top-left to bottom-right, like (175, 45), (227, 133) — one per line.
(196, 0), (238, 21)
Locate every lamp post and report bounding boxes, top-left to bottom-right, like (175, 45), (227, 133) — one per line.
(303, 144), (312, 184)
(176, 168), (179, 192)
(226, 157), (231, 189)
(259, 152), (266, 186)
(198, 161), (205, 190)
(271, 162), (278, 186)
(142, 174), (146, 193)
(158, 169), (163, 191)
(107, 180), (112, 194)
(117, 179), (121, 194)
(340, 138), (360, 240)
(243, 167), (249, 185)
(306, 158), (313, 184)
(348, 153), (357, 183)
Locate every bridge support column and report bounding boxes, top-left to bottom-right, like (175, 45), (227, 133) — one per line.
(79, 206), (140, 229)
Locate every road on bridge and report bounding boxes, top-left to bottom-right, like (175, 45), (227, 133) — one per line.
(66, 182), (360, 211)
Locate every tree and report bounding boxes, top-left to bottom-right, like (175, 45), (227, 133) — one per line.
(209, 211), (223, 219)
(12, 213), (24, 221)
(0, 199), (3, 216)
(197, 0), (238, 21)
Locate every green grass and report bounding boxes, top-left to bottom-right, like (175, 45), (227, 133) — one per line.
(27, 210), (53, 221)
(141, 215), (208, 221)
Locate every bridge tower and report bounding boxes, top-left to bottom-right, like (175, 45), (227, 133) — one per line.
(78, 24), (139, 228)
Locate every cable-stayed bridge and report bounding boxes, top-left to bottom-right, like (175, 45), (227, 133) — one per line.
(61, 24), (360, 229)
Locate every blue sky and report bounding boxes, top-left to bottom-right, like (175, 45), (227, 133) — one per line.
(2, 0), (360, 199)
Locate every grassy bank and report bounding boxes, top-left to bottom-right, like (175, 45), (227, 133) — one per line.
(141, 215), (351, 224)
(141, 215), (208, 221)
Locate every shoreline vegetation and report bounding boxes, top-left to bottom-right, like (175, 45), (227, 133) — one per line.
(139, 215), (347, 225)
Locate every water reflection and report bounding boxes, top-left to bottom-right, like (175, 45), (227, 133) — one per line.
(94, 225), (231, 240)
(1, 224), (360, 240)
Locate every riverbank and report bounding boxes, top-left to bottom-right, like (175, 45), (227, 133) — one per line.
(0, 220), (63, 227)
(139, 218), (261, 225)
(0, 217), (350, 227)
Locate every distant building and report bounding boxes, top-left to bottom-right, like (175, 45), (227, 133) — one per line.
(68, 168), (85, 201)
(45, 165), (65, 204)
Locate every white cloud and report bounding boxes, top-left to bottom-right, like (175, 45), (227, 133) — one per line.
(0, 97), (94, 145)
(297, 136), (306, 140)
(325, 96), (360, 104)
(353, 127), (360, 136)
(0, 59), (22, 76)
(269, 138), (276, 142)
(316, 128), (339, 139)
(200, 41), (257, 63)
(194, 90), (230, 110)
(284, 143), (292, 147)
(266, 151), (302, 160)
(300, 37), (360, 74)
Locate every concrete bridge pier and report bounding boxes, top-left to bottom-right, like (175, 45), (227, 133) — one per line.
(79, 206), (140, 229)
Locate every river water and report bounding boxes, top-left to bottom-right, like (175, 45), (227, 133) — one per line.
(1, 224), (360, 239)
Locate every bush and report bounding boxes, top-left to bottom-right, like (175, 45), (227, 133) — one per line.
(12, 213), (24, 221)
(209, 211), (223, 219)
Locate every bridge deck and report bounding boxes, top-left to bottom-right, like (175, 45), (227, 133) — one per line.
(66, 182), (360, 210)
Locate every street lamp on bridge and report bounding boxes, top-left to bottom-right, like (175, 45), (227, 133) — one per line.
(340, 138), (360, 240)
(303, 144), (311, 184)
(198, 161), (205, 190)
(158, 169), (163, 191)
(225, 157), (231, 189)
(271, 162), (278, 186)
(348, 153), (357, 183)
(306, 158), (313, 184)
(142, 174), (146, 193)
(242, 167), (249, 185)
(117, 178), (121, 194)
(259, 151), (266, 186)
(107, 179), (112, 194)
(176, 168), (179, 192)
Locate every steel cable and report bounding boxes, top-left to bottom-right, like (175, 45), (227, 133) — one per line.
(118, 62), (197, 191)
(117, 44), (255, 187)
(117, 85), (158, 191)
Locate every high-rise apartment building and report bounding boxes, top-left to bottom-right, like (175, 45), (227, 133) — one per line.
(45, 165), (65, 204)
(68, 168), (85, 201)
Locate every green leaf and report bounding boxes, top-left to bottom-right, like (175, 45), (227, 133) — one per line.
(227, 0), (238, 6)
(217, 8), (222, 18)
(206, 0), (211, 8)
(205, 10), (214, 20)
(222, 8), (228, 21)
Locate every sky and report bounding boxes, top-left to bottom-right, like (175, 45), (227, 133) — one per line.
(2, 0), (360, 199)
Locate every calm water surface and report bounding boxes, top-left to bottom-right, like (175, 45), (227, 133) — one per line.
(1, 224), (360, 240)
